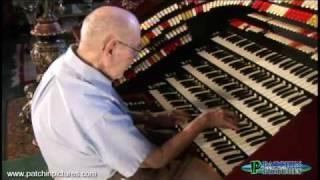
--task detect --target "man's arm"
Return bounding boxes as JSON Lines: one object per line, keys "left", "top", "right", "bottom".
{"left": 130, "top": 111, "right": 150, "bottom": 125}
{"left": 130, "top": 110, "right": 189, "bottom": 128}
{"left": 140, "top": 114, "right": 205, "bottom": 168}
{"left": 141, "top": 108, "right": 239, "bottom": 169}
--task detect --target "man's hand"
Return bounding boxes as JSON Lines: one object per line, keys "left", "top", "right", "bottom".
{"left": 198, "top": 107, "right": 239, "bottom": 131}
{"left": 147, "top": 110, "right": 191, "bottom": 128}
{"left": 141, "top": 107, "right": 239, "bottom": 169}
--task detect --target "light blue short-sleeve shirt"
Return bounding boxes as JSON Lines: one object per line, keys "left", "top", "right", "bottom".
{"left": 31, "top": 45, "right": 155, "bottom": 180}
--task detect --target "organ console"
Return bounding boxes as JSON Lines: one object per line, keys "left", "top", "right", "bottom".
{"left": 112, "top": 0, "right": 318, "bottom": 179}
{"left": 69, "top": 0, "right": 318, "bottom": 178}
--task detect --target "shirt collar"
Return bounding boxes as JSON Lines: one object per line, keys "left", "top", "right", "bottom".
{"left": 64, "top": 44, "right": 112, "bottom": 88}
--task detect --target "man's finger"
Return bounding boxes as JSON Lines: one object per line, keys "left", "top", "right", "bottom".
{"left": 224, "top": 110, "right": 238, "bottom": 120}
{"left": 223, "top": 118, "right": 239, "bottom": 131}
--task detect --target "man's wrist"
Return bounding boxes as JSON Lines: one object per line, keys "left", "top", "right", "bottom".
{"left": 185, "top": 116, "right": 207, "bottom": 134}
{"left": 143, "top": 111, "right": 153, "bottom": 123}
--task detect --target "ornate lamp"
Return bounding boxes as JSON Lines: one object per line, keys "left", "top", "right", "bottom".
{"left": 19, "top": 0, "right": 67, "bottom": 137}
{"left": 121, "top": 0, "right": 144, "bottom": 11}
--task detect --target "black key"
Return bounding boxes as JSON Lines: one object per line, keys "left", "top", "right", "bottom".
{"left": 196, "top": 92, "right": 215, "bottom": 99}
{"left": 214, "top": 52, "right": 230, "bottom": 59}
{"left": 246, "top": 44, "right": 261, "bottom": 53}
{"left": 244, "top": 97, "right": 259, "bottom": 105}
{"left": 261, "top": 109, "right": 278, "bottom": 117}
{"left": 279, "top": 59, "right": 293, "bottom": 68}
{"left": 244, "top": 44, "right": 256, "bottom": 51}
{"left": 206, "top": 100, "right": 223, "bottom": 107}
{"left": 251, "top": 73, "right": 269, "bottom": 81}
{"left": 189, "top": 87, "right": 205, "bottom": 93}
{"left": 158, "top": 86, "right": 174, "bottom": 93}
{"left": 312, "top": 78, "right": 317, "bottom": 84}
{"left": 207, "top": 47, "right": 219, "bottom": 54}
{"left": 215, "top": 142, "right": 232, "bottom": 150}
{"left": 262, "top": 79, "right": 278, "bottom": 87}
{"left": 231, "top": 89, "right": 249, "bottom": 97}
{"left": 236, "top": 90, "right": 252, "bottom": 98}
{"left": 211, "top": 141, "right": 228, "bottom": 147}
{"left": 239, "top": 129, "right": 260, "bottom": 137}
{"left": 254, "top": 104, "right": 270, "bottom": 112}
{"left": 257, "top": 49, "right": 273, "bottom": 58}
{"left": 280, "top": 89, "right": 298, "bottom": 98}
{"left": 238, "top": 125, "right": 254, "bottom": 133}
{"left": 214, "top": 144, "right": 233, "bottom": 151}
{"left": 175, "top": 74, "right": 191, "bottom": 81}
{"left": 256, "top": 75, "right": 271, "bottom": 83}
{"left": 272, "top": 117, "right": 290, "bottom": 125}
{"left": 229, "top": 61, "right": 247, "bottom": 68}
{"left": 276, "top": 87, "right": 295, "bottom": 96}
{"left": 197, "top": 66, "right": 214, "bottom": 73}
{"left": 215, "top": 77, "right": 233, "bottom": 85}
{"left": 246, "top": 134, "right": 267, "bottom": 143}
{"left": 282, "top": 61, "right": 297, "bottom": 70}
{"left": 238, "top": 124, "right": 251, "bottom": 131}
{"left": 217, "top": 148, "right": 236, "bottom": 154}
{"left": 204, "top": 133, "right": 221, "bottom": 141}
{"left": 294, "top": 66, "right": 310, "bottom": 76}
{"left": 223, "top": 153, "right": 244, "bottom": 161}
{"left": 228, "top": 36, "right": 244, "bottom": 43}
{"left": 271, "top": 56, "right": 288, "bottom": 65}
{"left": 247, "top": 100, "right": 263, "bottom": 107}
{"left": 248, "top": 72, "right": 264, "bottom": 79}
{"left": 227, "top": 156, "right": 246, "bottom": 164}
{"left": 288, "top": 94, "right": 305, "bottom": 103}
{"left": 234, "top": 64, "right": 250, "bottom": 70}
{"left": 164, "top": 93, "right": 180, "bottom": 100}
{"left": 220, "top": 32, "right": 233, "bottom": 38}
{"left": 237, "top": 40, "right": 251, "bottom": 47}
{"left": 223, "top": 83, "right": 239, "bottom": 90}
{"left": 238, "top": 93, "right": 253, "bottom": 100}
{"left": 290, "top": 64, "right": 305, "bottom": 73}
{"left": 268, "top": 115, "right": 286, "bottom": 122}
{"left": 265, "top": 53, "right": 281, "bottom": 61}
{"left": 292, "top": 96, "right": 310, "bottom": 106}
{"left": 206, "top": 72, "right": 221, "bottom": 78}
{"left": 171, "top": 101, "right": 188, "bottom": 106}
{"left": 197, "top": 94, "right": 216, "bottom": 101}
{"left": 265, "top": 81, "right": 282, "bottom": 89}
{"left": 307, "top": 73, "right": 318, "bottom": 82}
{"left": 221, "top": 57, "right": 239, "bottom": 63}
{"left": 250, "top": 138, "right": 268, "bottom": 146}
{"left": 299, "top": 68, "right": 314, "bottom": 78}
{"left": 272, "top": 85, "right": 287, "bottom": 93}
{"left": 240, "top": 67, "right": 257, "bottom": 75}
{"left": 181, "top": 81, "right": 198, "bottom": 88}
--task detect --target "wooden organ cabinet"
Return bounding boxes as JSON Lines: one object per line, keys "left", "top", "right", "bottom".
{"left": 76, "top": 0, "right": 318, "bottom": 179}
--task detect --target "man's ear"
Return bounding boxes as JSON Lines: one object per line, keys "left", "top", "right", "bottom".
{"left": 103, "top": 35, "right": 117, "bottom": 57}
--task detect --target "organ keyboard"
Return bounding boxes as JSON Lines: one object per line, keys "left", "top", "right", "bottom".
{"left": 116, "top": 0, "right": 318, "bottom": 178}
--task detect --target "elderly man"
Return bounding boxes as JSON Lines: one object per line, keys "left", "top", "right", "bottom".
{"left": 31, "top": 6, "right": 238, "bottom": 180}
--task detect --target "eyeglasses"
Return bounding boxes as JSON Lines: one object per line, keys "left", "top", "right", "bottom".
{"left": 117, "top": 40, "right": 140, "bottom": 54}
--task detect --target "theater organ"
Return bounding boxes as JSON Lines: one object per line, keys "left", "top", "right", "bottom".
{"left": 114, "top": 0, "right": 318, "bottom": 179}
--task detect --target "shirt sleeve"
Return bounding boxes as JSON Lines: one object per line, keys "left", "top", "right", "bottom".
{"left": 87, "top": 107, "right": 155, "bottom": 178}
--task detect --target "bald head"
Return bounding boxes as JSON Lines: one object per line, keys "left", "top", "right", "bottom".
{"left": 76, "top": 6, "right": 141, "bottom": 80}
{"left": 80, "top": 6, "right": 140, "bottom": 50}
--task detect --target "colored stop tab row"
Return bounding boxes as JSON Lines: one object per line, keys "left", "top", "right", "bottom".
{"left": 284, "top": 9, "right": 313, "bottom": 23}
{"left": 251, "top": 0, "right": 317, "bottom": 28}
